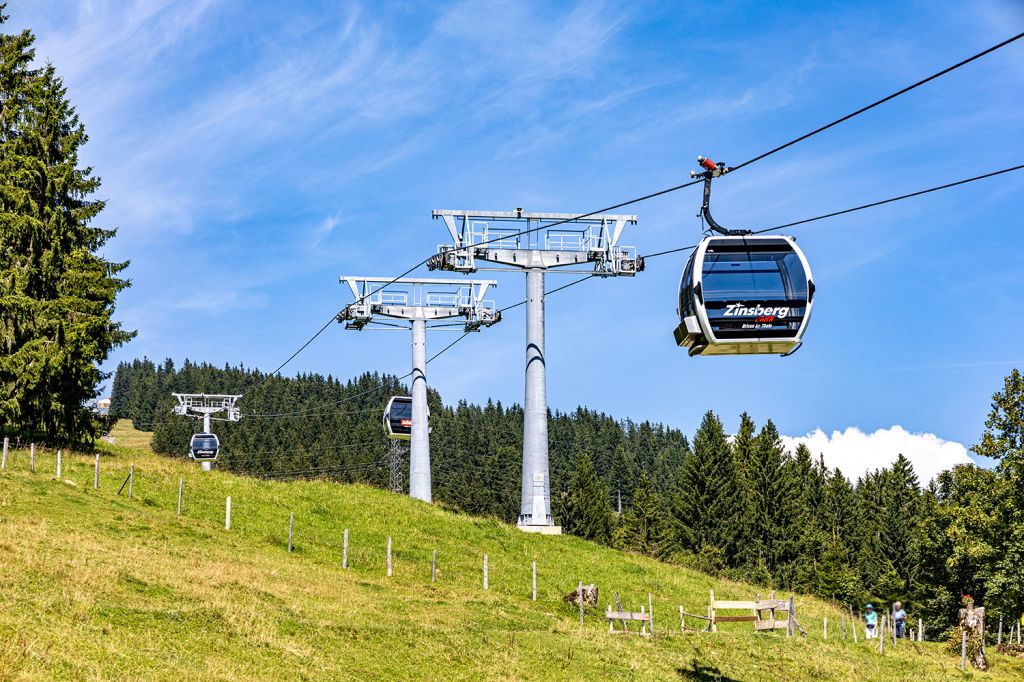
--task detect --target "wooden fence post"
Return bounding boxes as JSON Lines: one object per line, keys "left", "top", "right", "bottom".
{"left": 531, "top": 560, "right": 536, "bottom": 601}
{"left": 961, "top": 628, "right": 967, "bottom": 671}
{"left": 30, "top": 443, "right": 35, "bottom": 472}
{"left": 342, "top": 529, "right": 348, "bottom": 569}
{"left": 880, "top": 617, "right": 885, "bottom": 655}
{"left": 1, "top": 436, "right": 7, "bottom": 470}
{"left": 432, "top": 549, "right": 437, "bottom": 583}
{"left": 788, "top": 595, "right": 795, "bottom": 638}
{"left": 94, "top": 452, "right": 100, "bottom": 489}
{"left": 824, "top": 617, "right": 828, "bottom": 640}
{"left": 128, "top": 464, "right": 134, "bottom": 499}
{"left": 177, "top": 478, "right": 184, "bottom": 515}
{"left": 117, "top": 469, "right": 131, "bottom": 495}
{"left": 852, "top": 611, "right": 858, "bottom": 644}
{"left": 386, "top": 535, "right": 392, "bottom": 576}
{"left": 679, "top": 605, "right": 685, "bottom": 633}
{"left": 709, "top": 590, "right": 717, "bottom": 633}
{"left": 997, "top": 615, "right": 1002, "bottom": 645}
{"left": 649, "top": 593, "right": 654, "bottom": 635}
{"left": 483, "top": 554, "right": 488, "bottom": 590}
{"left": 225, "top": 496, "right": 231, "bottom": 530}
{"left": 579, "top": 580, "right": 584, "bottom": 625}
{"left": 918, "top": 618, "right": 923, "bottom": 642}
{"left": 56, "top": 449, "right": 62, "bottom": 479}
{"left": 288, "top": 513, "right": 294, "bottom": 552}
{"left": 615, "top": 592, "right": 626, "bottom": 632}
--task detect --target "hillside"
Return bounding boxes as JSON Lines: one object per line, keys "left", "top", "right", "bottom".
{"left": 0, "top": 422, "right": 1020, "bottom": 681}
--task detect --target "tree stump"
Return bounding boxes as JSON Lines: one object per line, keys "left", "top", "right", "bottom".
{"left": 956, "top": 606, "right": 987, "bottom": 671}
{"left": 564, "top": 583, "right": 598, "bottom": 607}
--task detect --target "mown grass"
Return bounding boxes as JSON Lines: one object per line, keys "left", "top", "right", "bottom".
{"left": 0, "top": 421, "right": 1020, "bottom": 680}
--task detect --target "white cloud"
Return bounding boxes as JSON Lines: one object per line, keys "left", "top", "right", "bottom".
{"left": 781, "top": 425, "right": 973, "bottom": 485}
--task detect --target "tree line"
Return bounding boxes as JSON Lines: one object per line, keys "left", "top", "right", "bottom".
{"left": 111, "top": 358, "right": 1024, "bottom": 640}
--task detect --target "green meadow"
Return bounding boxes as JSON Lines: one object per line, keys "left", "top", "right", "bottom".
{"left": 0, "top": 421, "right": 1019, "bottom": 681}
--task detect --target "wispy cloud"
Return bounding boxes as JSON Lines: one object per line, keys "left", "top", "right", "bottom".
{"left": 309, "top": 212, "right": 345, "bottom": 251}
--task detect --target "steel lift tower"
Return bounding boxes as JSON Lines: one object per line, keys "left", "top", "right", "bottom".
{"left": 171, "top": 393, "right": 242, "bottom": 470}
{"left": 428, "top": 209, "right": 643, "bottom": 532}
{"left": 337, "top": 276, "right": 501, "bottom": 503}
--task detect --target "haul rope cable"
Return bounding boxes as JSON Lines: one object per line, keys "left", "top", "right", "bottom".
{"left": 170, "top": 154, "right": 1022, "bottom": 470}
{"left": 216, "top": 439, "right": 384, "bottom": 464}
{"left": 240, "top": 275, "right": 599, "bottom": 419}
{"left": 639, "top": 163, "right": 1024, "bottom": 260}
{"left": 159, "top": 149, "right": 1023, "bottom": 449}
{"left": 254, "top": 434, "right": 538, "bottom": 482}
{"left": 246, "top": 32, "right": 1024, "bottom": 388}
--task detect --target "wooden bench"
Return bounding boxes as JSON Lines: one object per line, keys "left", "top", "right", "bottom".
{"left": 606, "top": 606, "right": 651, "bottom": 635}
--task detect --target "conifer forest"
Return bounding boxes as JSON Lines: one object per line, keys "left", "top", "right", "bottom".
{"left": 108, "top": 358, "right": 1024, "bottom": 641}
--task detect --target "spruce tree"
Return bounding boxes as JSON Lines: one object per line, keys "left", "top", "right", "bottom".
{"left": 731, "top": 412, "right": 757, "bottom": 565}
{"left": 562, "top": 452, "right": 614, "bottom": 544}
{"left": 882, "top": 454, "right": 920, "bottom": 593}
{"left": 0, "top": 10, "right": 133, "bottom": 444}
{"left": 608, "top": 443, "right": 637, "bottom": 511}
{"left": 671, "top": 410, "right": 741, "bottom": 567}
{"left": 788, "top": 443, "right": 827, "bottom": 590}
{"left": 748, "top": 420, "right": 795, "bottom": 576}
{"left": 616, "top": 469, "right": 668, "bottom": 557}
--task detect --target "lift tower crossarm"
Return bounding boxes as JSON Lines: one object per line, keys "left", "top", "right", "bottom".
{"left": 429, "top": 209, "right": 642, "bottom": 277}
{"left": 336, "top": 275, "right": 502, "bottom": 503}
{"left": 171, "top": 394, "right": 242, "bottom": 421}
{"left": 338, "top": 276, "right": 499, "bottom": 331}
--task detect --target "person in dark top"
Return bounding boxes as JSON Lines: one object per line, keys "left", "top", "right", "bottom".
{"left": 893, "top": 601, "right": 907, "bottom": 639}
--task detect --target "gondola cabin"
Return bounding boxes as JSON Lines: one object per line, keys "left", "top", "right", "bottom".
{"left": 189, "top": 433, "right": 220, "bottom": 461}
{"left": 675, "top": 235, "right": 814, "bottom": 356}
{"left": 383, "top": 396, "right": 414, "bottom": 440}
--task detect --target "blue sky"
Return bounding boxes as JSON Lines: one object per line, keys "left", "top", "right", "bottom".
{"left": 14, "top": 1, "right": 1024, "bottom": 481}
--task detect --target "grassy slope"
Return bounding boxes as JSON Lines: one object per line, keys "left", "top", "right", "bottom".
{"left": 0, "top": 422, "right": 1019, "bottom": 681}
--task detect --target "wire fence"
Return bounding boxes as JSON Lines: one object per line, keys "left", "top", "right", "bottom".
{"left": 0, "top": 438, "right": 966, "bottom": 664}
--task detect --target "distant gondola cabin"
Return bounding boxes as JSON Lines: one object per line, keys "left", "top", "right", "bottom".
{"left": 189, "top": 433, "right": 220, "bottom": 461}
{"left": 383, "top": 396, "right": 414, "bottom": 440}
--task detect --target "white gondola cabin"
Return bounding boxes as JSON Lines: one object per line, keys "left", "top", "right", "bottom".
{"left": 383, "top": 396, "right": 414, "bottom": 440}
{"left": 189, "top": 433, "right": 220, "bottom": 461}
{"left": 675, "top": 235, "right": 814, "bottom": 356}
{"left": 674, "top": 155, "right": 816, "bottom": 357}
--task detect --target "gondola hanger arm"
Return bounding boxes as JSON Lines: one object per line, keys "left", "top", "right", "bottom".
{"left": 690, "top": 155, "right": 752, "bottom": 236}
